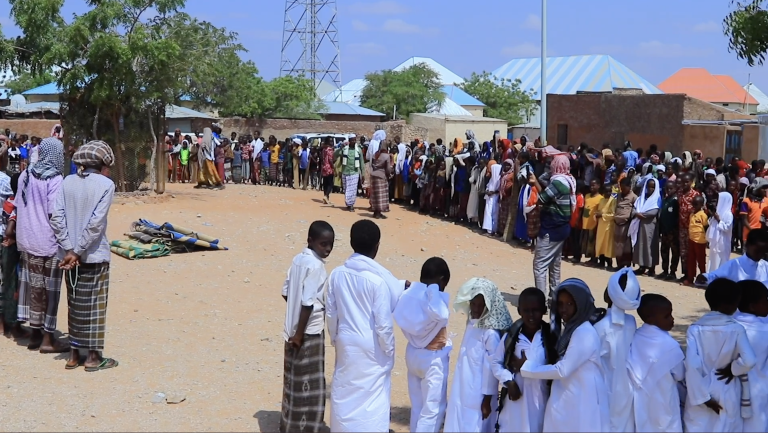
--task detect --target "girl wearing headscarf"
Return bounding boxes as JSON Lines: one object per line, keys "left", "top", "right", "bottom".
{"left": 467, "top": 157, "right": 486, "bottom": 224}
{"left": 444, "top": 278, "right": 513, "bottom": 433}
{"left": 401, "top": 146, "right": 412, "bottom": 200}
{"left": 482, "top": 162, "right": 502, "bottom": 235}
{"left": 394, "top": 139, "right": 407, "bottom": 201}
{"left": 196, "top": 128, "right": 223, "bottom": 189}
{"left": 515, "top": 151, "right": 535, "bottom": 244}
{"left": 516, "top": 278, "right": 609, "bottom": 432}
{"left": 706, "top": 191, "right": 734, "bottom": 272}
{"left": 497, "top": 159, "right": 516, "bottom": 237}
{"left": 630, "top": 177, "right": 661, "bottom": 276}
{"left": 499, "top": 139, "right": 513, "bottom": 163}
{"left": 682, "top": 151, "right": 693, "bottom": 172}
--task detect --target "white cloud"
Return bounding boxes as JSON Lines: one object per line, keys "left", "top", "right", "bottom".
{"left": 382, "top": 19, "right": 438, "bottom": 35}
{"left": 348, "top": 1, "right": 409, "bottom": 15}
{"left": 522, "top": 14, "right": 541, "bottom": 31}
{"left": 347, "top": 42, "right": 386, "bottom": 56}
{"left": 692, "top": 21, "right": 719, "bottom": 33}
{"left": 501, "top": 43, "right": 543, "bottom": 58}
{"left": 637, "top": 40, "right": 709, "bottom": 58}
{"left": 352, "top": 20, "right": 369, "bottom": 31}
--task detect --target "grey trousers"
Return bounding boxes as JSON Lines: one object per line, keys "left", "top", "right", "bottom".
{"left": 533, "top": 234, "right": 565, "bottom": 298}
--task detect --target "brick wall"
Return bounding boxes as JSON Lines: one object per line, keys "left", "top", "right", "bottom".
{"left": 0, "top": 119, "right": 62, "bottom": 139}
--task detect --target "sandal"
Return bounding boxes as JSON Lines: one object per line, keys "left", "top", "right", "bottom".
{"left": 85, "top": 358, "right": 119, "bottom": 372}
{"left": 65, "top": 361, "right": 80, "bottom": 370}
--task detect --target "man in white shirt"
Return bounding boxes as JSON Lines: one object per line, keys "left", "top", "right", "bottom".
{"left": 326, "top": 219, "right": 396, "bottom": 432}
{"left": 252, "top": 131, "right": 264, "bottom": 184}
{"left": 393, "top": 257, "right": 451, "bottom": 433}
{"left": 696, "top": 228, "right": 768, "bottom": 286}
{"left": 280, "top": 221, "right": 335, "bottom": 433}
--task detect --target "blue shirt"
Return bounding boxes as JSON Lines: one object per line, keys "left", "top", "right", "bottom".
{"left": 623, "top": 150, "right": 638, "bottom": 171}
{"left": 261, "top": 150, "right": 270, "bottom": 166}
{"left": 299, "top": 149, "right": 309, "bottom": 169}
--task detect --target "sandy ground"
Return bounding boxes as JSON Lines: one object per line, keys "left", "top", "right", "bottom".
{"left": 0, "top": 182, "right": 711, "bottom": 432}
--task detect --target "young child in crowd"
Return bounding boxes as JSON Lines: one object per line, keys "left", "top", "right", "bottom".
{"left": 565, "top": 184, "right": 585, "bottom": 263}
{"left": 657, "top": 181, "right": 680, "bottom": 281}
{"left": 686, "top": 196, "right": 709, "bottom": 286}
{"left": 580, "top": 179, "right": 602, "bottom": 267}
{"left": 594, "top": 184, "right": 616, "bottom": 270}
{"left": 593, "top": 267, "right": 640, "bottom": 432}
{"left": 733, "top": 280, "right": 768, "bottom": 433}
{"left": 444, "top": 277, "right": 512, "bottom": 433}
{"left": 393, "top": 257, "right": 452, "bottom": 433}
{"left": 628, "top": 293, "right": 685, "bottom": 432}
{"left": 280, "top": 220, "right": 335, "bottom": 433}
{"left": 683, "top": 278, "right": 757, "bottom": 432}
{"left": 260, "top": 145, "right": 271, "bottom": 186}
{"left": 490, "top": 287, "right": 556, "bottom": 433}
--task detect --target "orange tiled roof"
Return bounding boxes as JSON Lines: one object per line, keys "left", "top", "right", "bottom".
{"left": 658, "top": 68, "right": 758, "bottom": 105}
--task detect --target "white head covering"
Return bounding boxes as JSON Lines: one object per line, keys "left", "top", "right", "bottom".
{"left": 486, "top": 163, "right": 502, "bottom": 193}
{"left": 453, "top": 278, "right": 513, "bottom": 330}
{"left": 607, "top": 267, "right": 641, "bottom": 326}
{"left": 705, "top": 168, "right": 717, "bottom": 177}
{"left": 292, "top": 138, "right": 302, "bottom": 146}
{"left": 629, "top": 177, "right": 660, "bottom": 246}
{"left": 396, "top": 142, "right": 407, "bottom": 174}
{"left": 682, "top": 151, "right": 693, "bottom": 169}
{"left": 368, "top": 130, "right": 386, "bottom": 159}
{"left": 706, "top": 191, "right": 734, "bottom": 254}
{"left": 655, "top": 164, "right": 666, "bottom": 172}
{"left": 740, "top": 177, "right": 750, "bottom": 186}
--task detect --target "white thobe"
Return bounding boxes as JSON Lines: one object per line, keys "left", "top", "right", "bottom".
{"left": 393, "top": 283, "right": 452, "bottom": 433}
{"left": 683, "top": 316, "right": 757, "bottom": 433}
{"left": 444, "top": 320, "right": 501, "bottom": 433}
{"left": 489, "top": 332, "right": 549, "bottom": 433}
{"left": 733, "top": 312, "right": 768, "bottom": 433}
{"left": 593, "top": 310, "right": 637, "bottom": 433}
{"left": 482, "top": 195, "right": 499, "bottom": 233}
{"left": 520, "top": 322, "right": 609, "bottom": 432}
{"left": 326, "top": 264, "right": 395, "bottom": 432}
{"left": 343, "top": 253, "right": 406, "bottom": 312}
{"left": 702, "top": 255, "right": 768, "bottom": 286}
{"left": 628, "top": 324, "right": 685, "bottom": 433}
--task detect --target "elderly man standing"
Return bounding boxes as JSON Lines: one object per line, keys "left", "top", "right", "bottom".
{"left": 334, "top": 136, "right": 365, "bottom": 212}
{"left": 51, "top": 140, "right": 118, "bottom": 371}
{"left": 16, "top": 136, "right": 69, "bottom": 353}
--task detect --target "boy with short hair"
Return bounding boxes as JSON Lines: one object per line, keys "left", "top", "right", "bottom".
{"left": 393, "top": 257, "right": 452, "bottom": 433}
{"left": 628, "top": 294, "right": 685, "bottom": 432}
{"left": 733, "top": 280, "right": 768, "bottom": 433}
{"left": 683, "top": 278, "right": 757, "bottom": 432}
{"left": 686, "top": 195, "right": 708, "bottom": 286}
{"left": 280, "top": 220, "right": 335, "bottom": 433}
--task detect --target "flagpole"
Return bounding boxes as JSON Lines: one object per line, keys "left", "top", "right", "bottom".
{"left": 540, "top": 0, "right": 547, "bottom": 145}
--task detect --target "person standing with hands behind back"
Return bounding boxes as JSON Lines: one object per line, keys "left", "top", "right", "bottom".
{"left": 50, "top": 140, "right": 117, "bottom": 371}
{"left": 278, "top": 220, "right": 334, "bottom": 433}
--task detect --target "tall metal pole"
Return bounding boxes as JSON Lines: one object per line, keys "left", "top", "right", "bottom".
{"left": 540, "top": 0, "right": 547, "bottom": 145}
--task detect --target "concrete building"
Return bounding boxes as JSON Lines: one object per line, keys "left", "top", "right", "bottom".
{"left": 409, "top": 113, "right": 507, "bottom": 143}
{"left": 745, "top": 83, "right": 768, "bottom": 113}
{"left": 659, "top": 68, "right": 759, "bottom": 114}
{"left": 545, "top": 93, "right": 760, "bottom": 161}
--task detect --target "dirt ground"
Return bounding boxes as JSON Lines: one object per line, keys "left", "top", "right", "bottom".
{"left": 0, "top": 182, "right": 712, "bottom": 432}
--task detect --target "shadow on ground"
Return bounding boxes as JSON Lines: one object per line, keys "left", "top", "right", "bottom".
{"left": 390, "top": 406, "right": 411, "bottom": 427}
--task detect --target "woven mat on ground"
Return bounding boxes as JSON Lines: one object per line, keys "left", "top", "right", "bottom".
{"left": 110, "top": 239, "right": 171, "bottom": 260}
{"left": 109, "top": 219, "right": 229, "bottom": 260}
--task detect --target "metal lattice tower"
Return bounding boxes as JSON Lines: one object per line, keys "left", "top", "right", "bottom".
{"left": 280, "top": 0, "right": 341, "bottom": 92}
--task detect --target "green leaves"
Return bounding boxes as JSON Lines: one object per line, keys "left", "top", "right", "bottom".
{"left": 4, "top": 69, "right": 56, "bottom": 95}
{"left": 458, "top": 72, "right": 537, "bottom": 126}
{"left": 724, "top": 0, "right": 768, "bottom": 66}
{"left": 360, "top": 63, "right": 445, "bottom": 121}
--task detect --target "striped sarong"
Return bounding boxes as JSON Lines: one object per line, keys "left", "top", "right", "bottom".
{"left": 370, "top": 176, "right": 390, "bottom": 212}
{"left": 343, "top": 174, "right": 359, "bottom": 207}
{"left": 1, "top": 243, "right": 20, "bottom": 325}
{"left": 280, "top": 333, "right": 326, "bottom": 433}
{"left": 18, "top": 253, "right": 63, "bottom": 333}
{"left": 66, "top": 263, "right": 110, "bottom": 350}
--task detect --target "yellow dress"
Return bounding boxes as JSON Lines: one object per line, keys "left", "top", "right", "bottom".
{"left": 595, "top": 195, "right": 616, "bottom": 258}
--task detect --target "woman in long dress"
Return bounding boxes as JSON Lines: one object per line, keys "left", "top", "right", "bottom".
{"left": 516, "top": 278, "right": 610, "bottom": 432}
{"left": 706, "top": 191, "right": 734, "bottom": 272}
{"left": 482, "top": 162, "right": 501, "bottom": 235}
{"left": 195, "top": 128, "right": 223, "bottom": 190}
{"left": 497, "top": 159, "right": 515, "bottom": 237}
{"left": 370, "top": 146, "right": 392, "bottom": 219}
{"left": 444, "top": 278, "right": 512, "bottom": 433}
{"left": 515, "top": 152, "right": 535, "bottom": 243}
{"left": 467, "top": 158, "right": 485, "bottom": 224}
{"left": 630, "top": 177, "right": 661, "bottom": 276}
{"left": 595, "top": 187, "right": 616, "bottom": 268}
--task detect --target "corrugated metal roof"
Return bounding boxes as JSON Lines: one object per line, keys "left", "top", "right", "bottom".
{"left": 658, "top": 68, "right": 758, "bottom": 105}
{"left": 745, "top": 84, "right": 768, "bottom": 112}
{"left": 442, "top": 85, "right": 484, "bottom": 106}
{"left": 319, "top": 101, "right": 384, "bottom": 116}
{"left": 22, "top": 82, "right": 60, "bottom": 95}
{"left": 165, "top": 104, "right": 216, "bottom": 119}
{"left": 0, "top": 101, "right": 60, "bottom": 114}
{"left": 393, "top": 57, "right": 464, "bottom": 85}
{"left": 322, "top": 81, "right": 481, "bottom": 115}
{"left": 492, "top": 54, "right": 662, "bottom": 99}
{"left": 322, "top": 78, "right": 367, "bottom": 104}
{"left": 428, "top": 98, "right": 473, "bottom": 116}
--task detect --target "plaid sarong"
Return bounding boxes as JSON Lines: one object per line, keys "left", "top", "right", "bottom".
{"left": 66, "top": 262, "right": 110, "bottom": 350}
{"left": 343, "top": 174, "right": 359, "bottom": 207}
{"left": 1, "top": 243, "right": 20, "bottom": 325}
{"left": 18, "top": 253, "right": 62, "bottom": 332}
{"left": 370, "top": 176, "right": 389, "bottom": 212}
{"left": 280, "top": 333, "right": 326, "bottom": 433}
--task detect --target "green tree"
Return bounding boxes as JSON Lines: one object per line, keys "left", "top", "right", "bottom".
{"left": 459, "top": 72, "right": 537, "bottom": 125}
{"left": 360, "top": 63, "right": 445, "bottom": 120}
{"left": 724, "top": 0, "right": 768, "bottom": 66}
{"left": 4, "top": 69, "right": 56, "bottom": 95}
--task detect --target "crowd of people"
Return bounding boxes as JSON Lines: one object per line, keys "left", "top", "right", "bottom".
{"left": 282, "top": 217, "right": 768, "bottom": 433}
{"left": 0, "top": 135, "right": 118, "bottom": 372}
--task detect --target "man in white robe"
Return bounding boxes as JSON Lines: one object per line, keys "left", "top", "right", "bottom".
{"left": 393, "top": 258, "right": 451, "bottom": 433}
{"left": 697, "top": 227, "right": 768, "bottom": 286}
{"left": 593, "top": 268, "right": 640, "bottom": 433}
{"left": 326, "top": 220, "right": 395, "bottom": 432}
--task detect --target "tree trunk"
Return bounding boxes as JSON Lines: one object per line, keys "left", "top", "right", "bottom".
{"left": 92, "top": 106, "right": 100, "bottom": 140}
{"left": 148, "top": 108, "right": 157, "bottom": 193}
{"left": 111, "top": 110, "right": 127, "bottom": 192}
{"left": 155, "top": 107, "right": 166, "bottom": 195}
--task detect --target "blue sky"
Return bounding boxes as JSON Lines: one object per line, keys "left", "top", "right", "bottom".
{"left": 1, "top": 0, "right": 766, "bottom": 91}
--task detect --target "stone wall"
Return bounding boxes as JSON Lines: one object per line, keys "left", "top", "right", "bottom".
{"left": 0, "top": 119, "right": 61, "bottom": 139}
{"left": 682, "top": 96, "right": 754, "bottom": 121}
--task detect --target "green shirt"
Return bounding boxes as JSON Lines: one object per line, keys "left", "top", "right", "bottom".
{"left": 180, "top": 148, "right": 190, "bottom": 165}
{"left": 335, "top": 145, "right": 364, "bottom": 176}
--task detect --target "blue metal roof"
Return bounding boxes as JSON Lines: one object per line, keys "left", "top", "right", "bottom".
{"left": 442, "top": 85, "right": 485, "bottom": 106}
{"left": 22, "top": 82, "right": 60, "bottom": 95}
{"left": 320, "top": 101, "right": 384, "bottom": 117}
{"left": 492, "top": 54, "right": 662, "bottom": 99}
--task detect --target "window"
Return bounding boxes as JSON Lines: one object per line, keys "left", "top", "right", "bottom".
{"left": 557, "top": 124, "right": 568, "bottom": 146}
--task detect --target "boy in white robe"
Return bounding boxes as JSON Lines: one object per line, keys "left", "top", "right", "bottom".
{"left": 697, "top": 228, "right": 768, "bottom": 286}
{"left": 593, "top": 267, "right": 640, "bottom": 433}
{"left": 490, "top": 288, "right": 556, "bottom": 433}
{"left": 628, "top": 294, "right": 685, "bottom": 433}
{"left": 684, "top": 278, "right": 757, "bottom": 433}
{"left": 733, "top": 280, "right": 768, "bottom": 433}
{"left": 393, "top": 257, "right": 452, "bottom": 433}
{"left": 444, "top": 278, "right": 512, "bottom": 433}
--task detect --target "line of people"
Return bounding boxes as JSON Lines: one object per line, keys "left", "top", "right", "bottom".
{"left": 281, "top": 218, "right": 768, "bottom": 433}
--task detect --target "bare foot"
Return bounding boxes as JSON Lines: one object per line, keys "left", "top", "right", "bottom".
{"left": 39, "top": 338, "right": 70, "bottom": 354}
